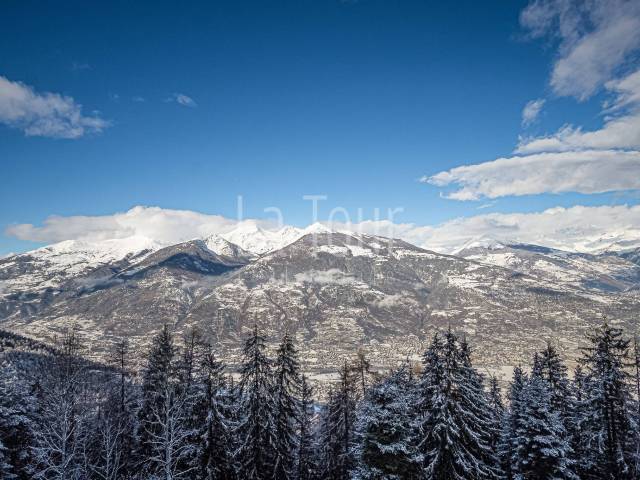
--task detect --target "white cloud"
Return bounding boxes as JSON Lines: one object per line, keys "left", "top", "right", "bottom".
{"left": 0, "top": 75, "right": 109, "bottom": 139}
{"left": 417, "top": 204, "right": 640, "bottom": 254}
{"left": 522, "top": 98, "right": 545, "bottom": 127}
{"left": 5, "top": 204, "right": 640, "bottom": 256}
{"left": 517, "top": 68, "right": 640, "bottom": 153}
{"left": 426, "top": 67, "right": 640, "bottom": 200}
{"left": 165, "top": 93, "right": 197, "bottom": 107}
{"left": 422, "top": 150, "right": 640, "bottom": 200}
{"left": 4, "top": 206, "right": 241, "bottom": 244}
{"left": 521, "top": 0, "right": 640, "bottom": 100}
{"left": 338, "top": 205, "right": 640, "bottom": 254}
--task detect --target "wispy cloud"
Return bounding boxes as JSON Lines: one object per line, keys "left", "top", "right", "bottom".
{"left": 132, "top": 96, "right": 145, "bottom": 103}
{"left": 422, "top": 150, "right": 640, "bottom": 200}
{"left": 424, "top": 1, "right": 640, "bottom": 202}
{"left": 521, "top": 98, "right": 545, "bottom": 127}
{"left": 521, "top": 0, "right": 640, "bottom": 100}
{"left": 0, "top": 75, "right": 109, "bottom": 139}
{"left": 517, "top": 68, "right": 640, "bottom": 153}
{"left": 71, "top": 61, "right": 91, "bottom": 71}
{"left": 165, "top": 93, "right": 197, "bottom": 107}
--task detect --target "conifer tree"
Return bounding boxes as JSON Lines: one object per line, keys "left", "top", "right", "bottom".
{"left": 194, "top": 341, "right": 236, "bottom": 479}
{"left": 0, "top": 359, "right": 37, "bottom": 479}
{"left": 137, "top": 325, "right": 194, "bottom": 479}
{"left": 0, "top": 440, "right": 14, "bottom": 479}
{"left": 488, "top": 376, "right": 505, "bottom": 470}
{"left": 297, "top": 375, "right": 316, "bottom": 480}
{"left": 537, "top": 343, "right": 574, "bottom": 423}
{"left": 575, "top": 321, "right": 635, "bottom": 478}
{"left": 93, "top": 337, "right": 137, "bottom": 480}
{"left": 512, "top": 374, "right": 578, "bottom": 479}
{"left": 272, "top": 331, "right": 302, "bottom": 480}
{"left": 416, "top": 330, "right": 499, "bottom": 480}
{"left": 31, "top": 326, "right": 88, "bottom": 480}
{"left": 458, "top": 337, "right": 502, "bottom": 478}
{"left": 352, "top": 364, "right": 421, "bottom": 480}
{"left": 236, "top": 325, "right": 277, "bottom": 480}
{"left": 632, "top": 337, "right": 640, "bottom": 478}
{"left": 319, "top": 362, "right": 357, "bottom": 480}
{"left": 499, "top": 366, "right": 527, "bottom": 480}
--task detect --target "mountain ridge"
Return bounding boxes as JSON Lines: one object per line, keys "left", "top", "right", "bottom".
{"left": 1, "top": 227, "right": 640, "bottom": 382}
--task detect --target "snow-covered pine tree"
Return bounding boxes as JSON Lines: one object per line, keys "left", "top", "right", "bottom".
{"left": 174, "top": 329, "right": 204, "bottom": 474}
{"left": 236, "top": 324, "right": 277, "bottom": 480}
{"left": 319, "top": 361, "right": 357, "bottom": 480}
{"left": 0, "top": 439, "right": 14, "bottom": 479}
{"left": 272, "top": 331, "right": 302, "bottom": 480}
{"left": 297, "top": 375, "right": 316, "bottom": 480}
{"left": 352, "top": 349, "right": 372, "bottom": 399}
{"left": 351, "top": 364, "right": 421, "bottom": 480}
{"left": 489, "top": 376, "right": 504, "bottom": 414}
{"left": 459, "top": 337, "right": 502, "bottom": 478}
{"left": 536, "top": 343, "right": 574, "bottom": 424}
{"left": 31, "top": 326, "right": 88, "bottom": 480}
{"left": 499, "top": 366, "right": 527, "bottom": 480}
{"left": 0, "top": 359, "right": 37, "bottom": 479}
{"left": 416, "top": 330, "right": 499, "bottom": 480}
{"left": 137, "top": 325, "right": 194, "bottom": 479}
{"left": 632, "top": 336, "right": 640, "bottom": 478}
{"left": 91, "top": 337, "right": 137, "bottom": 480}
{"left": 488, "top": 375, "right": 505, "bottom": 469}
{"left": 193, "top": 340, "right": 237, "bottom": 479}
{"left": 575, "top": 321, "right": 636, "bottom": 478}
{"left": 512, "top": 374, "right": 578, "bottom": 479}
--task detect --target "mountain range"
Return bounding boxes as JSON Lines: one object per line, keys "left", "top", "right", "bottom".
{"left": 1, "top": 223, "right": 639, "bottom": 384}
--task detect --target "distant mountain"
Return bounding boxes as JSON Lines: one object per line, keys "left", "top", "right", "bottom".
{"left": 204, "top": 234, "right": 255, "bottom": 261}
{"left": 2, "top": 228, "right": 640, "bottom": 383}
{"left": 456, "top": 241, "right": 640, "bottom": 293}
{"left": 219, "top": 222, "right": 304, "bottom": 255}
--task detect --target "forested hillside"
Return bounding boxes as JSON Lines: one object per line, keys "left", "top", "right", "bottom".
{"left": 1, "top": 321, "right": 639, "bottom": 479}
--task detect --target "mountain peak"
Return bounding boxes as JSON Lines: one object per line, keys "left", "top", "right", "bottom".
{"left": 302, "top": 222, "right": 333, "bottom": 235}
{"left": 452, "top": 236, "right": 507, "bottom": 255}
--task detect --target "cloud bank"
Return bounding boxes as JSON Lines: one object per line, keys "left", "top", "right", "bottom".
{"left": 6, "top": 205, "right": 640, "bottom": 255}
{"left": 5, "top": 206, "right": 239, "bottom": 245}
{"left": 0, "top": 76, "right": 109, "bottom": 139}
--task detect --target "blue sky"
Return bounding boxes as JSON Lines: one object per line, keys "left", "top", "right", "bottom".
{"left": 2, "top": 0, "right": 640, "bottom": 255}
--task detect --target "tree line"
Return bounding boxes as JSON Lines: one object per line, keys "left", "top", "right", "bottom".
{"left": 1, "top": 320, "right": 640, "bottom": 479}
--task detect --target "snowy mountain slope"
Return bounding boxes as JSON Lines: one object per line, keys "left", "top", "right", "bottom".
{"left": 219, "top": 222, "right": 304, "bottom": 255}
{"left": 204, "top": 234, "right": 256, "bottom": 261}
{"left": 0, "top": 236, "right": 163, "bottom": 294}
{"left": 2, "top": 230, "right": 639, "bottom": 379}
{"left": 456, "top": 242, "right": 640, "bottom": 293}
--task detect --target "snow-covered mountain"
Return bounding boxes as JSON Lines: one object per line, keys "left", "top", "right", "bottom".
{"left": 219, "top": 222, "right": 304, "bottom": 255}
{"left": 218, "top": 221, "right": 333, "bottom": 255}
{"left": 456, "top": 241, "right": 640, "bottom": 293}
{"left": 1, "top": 227, "right": 639, "bottom": 380}
{"left": 204, "top": 234, "right": 255, "bottom": 261}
